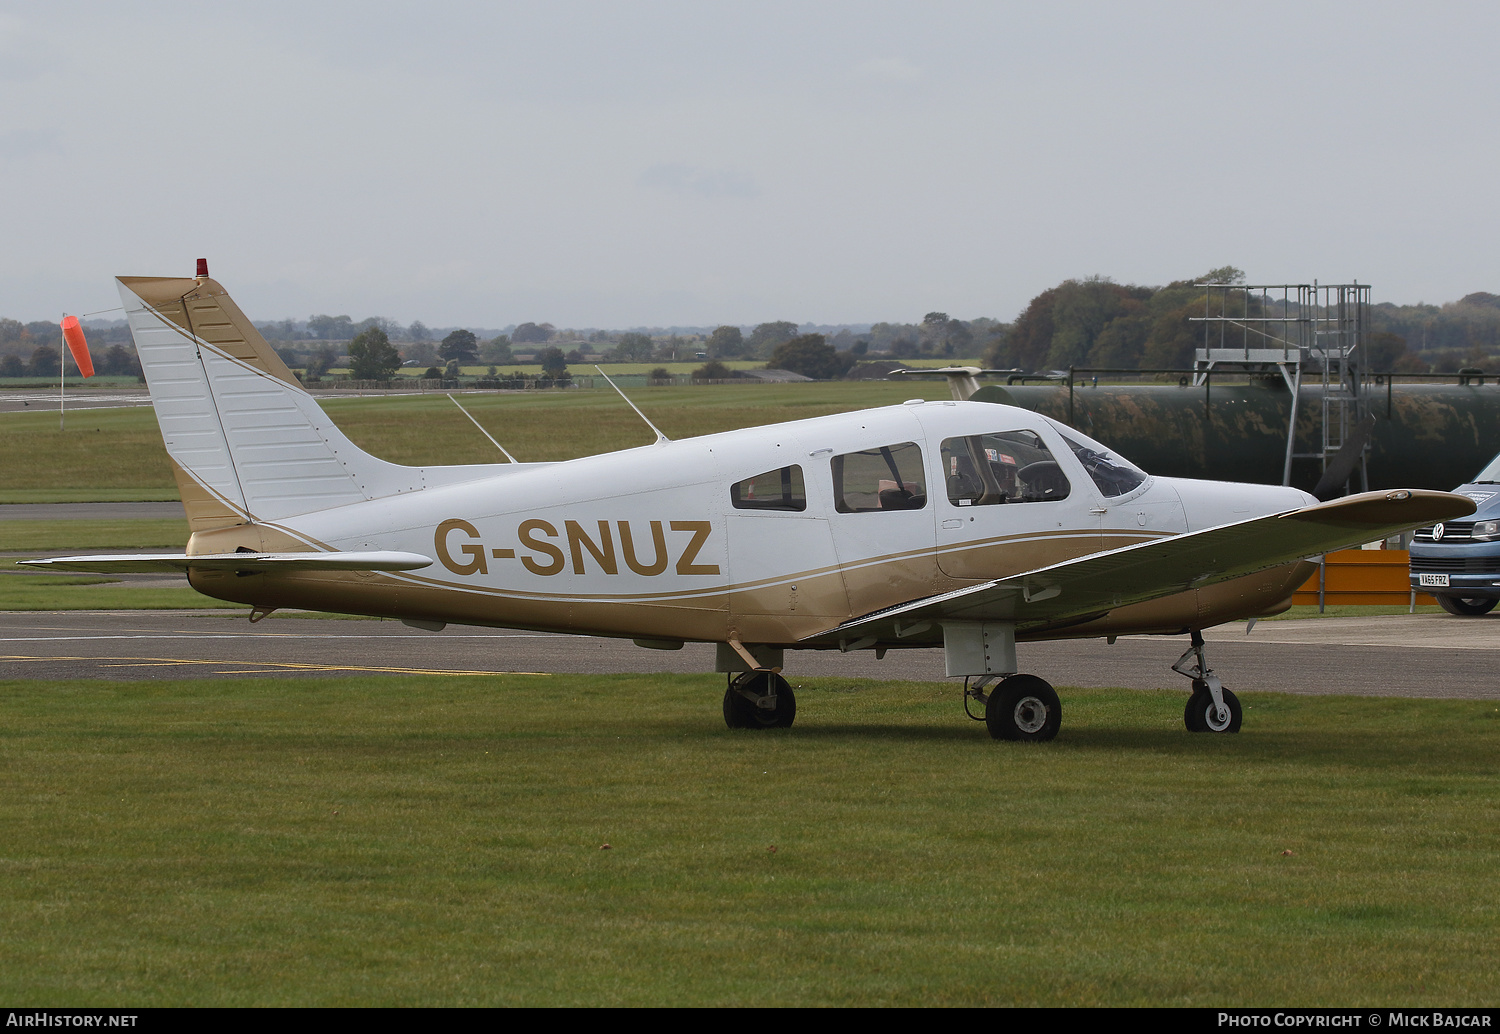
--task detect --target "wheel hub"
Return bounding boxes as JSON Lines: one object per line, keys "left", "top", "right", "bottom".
{"left": 1013, "top": 696, "right": 1048, "bottom": 734}
{"left": 1205, "top": 702, "right": 1231, "bottom": 731}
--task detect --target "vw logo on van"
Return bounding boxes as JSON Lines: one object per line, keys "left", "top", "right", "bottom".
{"left": 1433, "top": 523, "right": 1446, "bottom": 541}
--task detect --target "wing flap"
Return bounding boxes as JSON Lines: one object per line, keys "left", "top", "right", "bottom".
{"left": 812, "top": 489, "right": 1473, "bottom": 641}
{"left": 20, "top": 551, "right": 433, "bottom": 574}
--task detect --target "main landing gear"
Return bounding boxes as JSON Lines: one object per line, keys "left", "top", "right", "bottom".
{"left": 963, "top": 673, "right": 1062, "bottom": 741}
{"left": 1172, "top": 630, "right": 1242, "bottom": 733}
{"left": 722, "top": 670, "right": 797, "bottom": 729}
{"left": 716, "top": 629, "right": 1239, "bottom": 738}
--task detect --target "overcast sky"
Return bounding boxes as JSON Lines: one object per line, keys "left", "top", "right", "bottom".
{"left": 3, "top": 1, "right": 1497, "bottom": 329}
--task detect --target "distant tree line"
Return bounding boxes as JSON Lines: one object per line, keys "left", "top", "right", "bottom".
{"left": 243, "top": 308, "right": 1012, "bottom": 380}
{"left": 10, "top": 270, "right": 1500, "bottom": 385}
{"left": 1370, "top": 292, "right": 1500, "bottom": 372}
{"left": 978, "top": 267, "right": 1499, "bottom": 375}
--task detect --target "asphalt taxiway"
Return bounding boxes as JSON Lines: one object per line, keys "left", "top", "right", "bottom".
{"left": 2, "top": 609, "right": 1496, "bottom": 699}
{"left": 0, "top": 390, "right": 154, "bottom": 413}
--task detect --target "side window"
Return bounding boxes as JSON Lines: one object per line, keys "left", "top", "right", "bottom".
{"left": 940, "top": 431, "right": 1070, "bottom": 505}
{"left": 832, "top": 442, "right": 927, "bottom": 513}
{"left": 730, "top": 465, "right": 807, "bottom": 512}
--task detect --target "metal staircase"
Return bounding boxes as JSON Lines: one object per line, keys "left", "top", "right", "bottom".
{"left": 1193, "top": 282, "right": 1370, "bottom": 492}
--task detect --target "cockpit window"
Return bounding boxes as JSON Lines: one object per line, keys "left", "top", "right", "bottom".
{"left": 832, "top": 442, "right": 927, "bottom": 512}
{"left": 731, "top": 465, "right": 807, "bottom": 512}
{"left": 940, "top": 431, "right": 1070, "bottom": 505}
{"left": 1053, "top": 427, "right": 1149, "bottom": 498}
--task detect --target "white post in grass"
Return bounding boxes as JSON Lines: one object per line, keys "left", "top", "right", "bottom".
{"left": 59, "top": 322, "right": 66, "bottom": 431}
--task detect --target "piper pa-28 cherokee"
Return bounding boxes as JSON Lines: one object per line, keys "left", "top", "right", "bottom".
{"left": 28, "top": 267, "right": 1475, "bottom": 741}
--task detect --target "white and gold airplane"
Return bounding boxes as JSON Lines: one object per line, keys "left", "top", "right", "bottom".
{"left": 27, "top": 269, "right": 1476, "bottom": 740}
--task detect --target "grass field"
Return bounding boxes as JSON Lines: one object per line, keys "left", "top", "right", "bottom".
{"left": 0, "top": 488, "right": 182, "bottom": 504}
{"left": 0, "top": 567, "right": 220, "bottom": 610}
{"left": 322, "top": 381, "right": 941, "bottom": 464}
{"left": 0, "top": 381, "right": 946, "bottom": 494}
{"left": 0, "top": 404, "right": 178, "bottom": 500}
{"left": 0, "top": 519, "right": 187, "bottom": 552}
{"left": 2, "top": 674, "right": 1496, "bottom": 1006}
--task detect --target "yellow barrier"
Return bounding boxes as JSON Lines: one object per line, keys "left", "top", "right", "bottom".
{"left": 1291, "top": 549, "right": 1435, "bottom": 607}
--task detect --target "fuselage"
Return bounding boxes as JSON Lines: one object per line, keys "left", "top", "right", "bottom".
{"left": 182, "top": 400, "right": 1317, "bottom": 647}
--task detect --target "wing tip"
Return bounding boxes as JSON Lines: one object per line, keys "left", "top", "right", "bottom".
{"left": 1284, "top": 489, "right": 1476, "bottom": 526}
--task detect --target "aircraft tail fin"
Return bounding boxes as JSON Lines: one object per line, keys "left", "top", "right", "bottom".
{"left": 118, "top": 273, "right": 440, "bottom": 533}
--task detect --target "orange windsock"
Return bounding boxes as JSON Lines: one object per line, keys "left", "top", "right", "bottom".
{"left": 60, "top": 316, "right": 94, "bottom": 377}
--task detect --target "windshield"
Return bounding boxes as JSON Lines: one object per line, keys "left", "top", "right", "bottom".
{"left": 1044, "top": 419, "right": 1149, "bottom": 498}
{"left": 1474, "top": 452, "right": 1500, "bottom": 484}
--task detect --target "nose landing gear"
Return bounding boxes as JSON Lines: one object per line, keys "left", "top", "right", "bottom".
{"left": 1172, "top": 630, "right": 1242, "bottom": 733}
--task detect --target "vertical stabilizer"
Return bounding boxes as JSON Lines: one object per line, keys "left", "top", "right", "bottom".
{"left": 118, "top": 275, "right": 420, "bottom": 528}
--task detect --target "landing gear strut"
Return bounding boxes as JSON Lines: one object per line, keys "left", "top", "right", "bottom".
{"left": 722, "top": 671, "right": 796, "bottom": 729}
{"left": 1172, "top": 630, "right": 1242, "bottom": 733}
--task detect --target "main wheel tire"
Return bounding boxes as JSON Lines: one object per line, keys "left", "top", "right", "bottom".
{"left": 985, "top": 674, "right": 1061, "bottom": 741}
{"left": 722, "top": 672, "right": 796, "bottom": 729}
{"left": 1437, "top": 595, "right": 1498, "bottom": 617}
{"left": 1185, "top": 684, "right": 1242, "bottom": 734}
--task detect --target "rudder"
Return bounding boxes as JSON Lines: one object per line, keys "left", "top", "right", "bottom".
{"left": 118, "top": 274, "right": 421, "bottom": 530}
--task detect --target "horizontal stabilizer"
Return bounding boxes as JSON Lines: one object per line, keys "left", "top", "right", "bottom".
{"left": 813, "top": 489, "right": 1475, "bottom": 641}
{"left": 20, "top": 551, "right": 433, "bottom": 574}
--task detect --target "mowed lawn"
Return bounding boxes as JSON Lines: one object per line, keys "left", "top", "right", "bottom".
{"left": 320, "top": 381, "right": 944, "bottom": 465}
{"left": 2, "top": 674, "right": 1497, "bottom": 1007}
{"left": 0, "top": 381, "right": 947, "bottom": 501}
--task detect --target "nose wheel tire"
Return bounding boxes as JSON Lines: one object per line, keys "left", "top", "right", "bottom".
{"left": 985, "top": 675, "right": 1061, "bottom": 741}
{"left": 723, "top": 671, "right": 796, "bottom": 729}
{"left": 1184, "top": 682, "right": 1242, "bottom": 733}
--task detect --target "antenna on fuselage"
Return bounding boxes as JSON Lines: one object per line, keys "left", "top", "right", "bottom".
{"left": 593, "top": 366, "right": 670, "bottom": 445}
{"left": 446, "top": 394, "right": 518, "bottom": 463}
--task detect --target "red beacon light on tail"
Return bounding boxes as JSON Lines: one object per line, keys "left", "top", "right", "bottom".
{"left": 195, "top": 258, "right": 209, "bottom": 280}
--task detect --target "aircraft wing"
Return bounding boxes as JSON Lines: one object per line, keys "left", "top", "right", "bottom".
{"left": 812, "top": 489, "right": 1474, "bottom": 641}
{"left": 19, "top": 551, "right": 433, "bottom": 574}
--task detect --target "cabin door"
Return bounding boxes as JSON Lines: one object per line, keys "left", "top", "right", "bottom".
{"left": 723, "top": 458, "right": 849, "bottom": 641}
{"left": 822, "top": 439, "right": 944, "bottom": 617}
{"left": 933, "top": 428, "right": 1103, "bottom": 580}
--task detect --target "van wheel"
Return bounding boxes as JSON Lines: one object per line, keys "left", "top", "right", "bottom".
{"left": 1437, "top": 596, "right": 1498, "bottom": 616}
